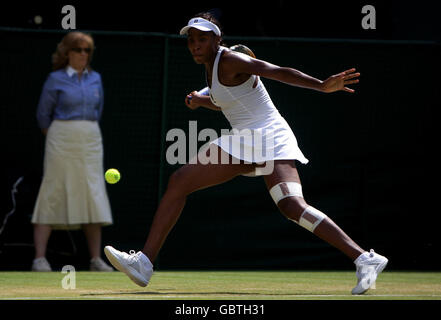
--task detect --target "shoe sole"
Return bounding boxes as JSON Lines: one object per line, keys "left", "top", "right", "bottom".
{"left": 352, "top": 257, "right": 388, "bottom": 295}
{"left": 104, "top": 246, "right": 148, "bottom": 287}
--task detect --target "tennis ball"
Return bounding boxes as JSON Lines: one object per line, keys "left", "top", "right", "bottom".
{"left": 105, "top": 168, "right": 120, "bottom": 184}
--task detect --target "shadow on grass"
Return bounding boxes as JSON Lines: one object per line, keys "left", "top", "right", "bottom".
{"left": 81, "top": 290, "right": 296, "bottom": 297}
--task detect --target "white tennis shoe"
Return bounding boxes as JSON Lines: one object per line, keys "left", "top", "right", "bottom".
{"left": 352, "top": 249, "right": 388, "bottom": 295}
{"left": 104, "top": 246, "right": 153, "bottom": 287}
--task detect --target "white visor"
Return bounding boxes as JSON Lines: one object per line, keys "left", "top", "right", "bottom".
{"left": 179, "top": 17, "right": 221, "bottom": 36}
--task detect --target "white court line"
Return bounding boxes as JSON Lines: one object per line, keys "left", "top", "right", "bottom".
{"left": 2, "top": 294, "right": 441, "bottom": 300}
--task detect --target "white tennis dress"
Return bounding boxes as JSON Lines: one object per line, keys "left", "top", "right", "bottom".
{"left": 209, "top": 46, "right": 308, "bottom": 167}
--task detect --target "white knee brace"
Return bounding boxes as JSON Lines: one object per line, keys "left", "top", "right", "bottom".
{"left": 269, "top": 182, "right": 303, "bottom": 202}
{"left": 297, "top": 206, "right": 327, "bottom": 232}
{"left": 269, "top": 182, "right": 327, "bottom": 232}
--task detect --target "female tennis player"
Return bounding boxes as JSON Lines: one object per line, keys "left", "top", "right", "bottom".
{"left": 105, "top": 13, "right": 388, "bottom": 294}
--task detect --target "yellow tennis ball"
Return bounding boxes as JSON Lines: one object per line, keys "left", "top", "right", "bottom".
{"left": 105, "top": 168, "right": 121, "bottom": 184}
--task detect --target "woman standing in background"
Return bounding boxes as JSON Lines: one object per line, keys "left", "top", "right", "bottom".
{"left": 32, "top": 32, "right": 113, "bottom": 272}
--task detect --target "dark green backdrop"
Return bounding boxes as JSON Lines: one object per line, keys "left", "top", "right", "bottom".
{"left": 1, "top": 28, "right": 439, "bottom": 271}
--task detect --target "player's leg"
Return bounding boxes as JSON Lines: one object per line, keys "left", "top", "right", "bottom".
{"left": 104, "top": 145, "right": 256, "bottom": 286}
{"left": 263, "top": 160, "right": 365, "bottom": 260}
{"left": 142, "top": 145, "right": 256, "bottom": 262}
{"left": 264, "top": 160, "right": 387, "bottom": 294}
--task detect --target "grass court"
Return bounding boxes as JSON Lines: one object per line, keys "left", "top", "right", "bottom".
{"left": 1, "top": 270, "right": 440, "bottom": 300}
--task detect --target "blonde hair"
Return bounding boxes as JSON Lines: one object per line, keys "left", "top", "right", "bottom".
{"left": 52, "top": 32, "right": 95, "bottom": 71}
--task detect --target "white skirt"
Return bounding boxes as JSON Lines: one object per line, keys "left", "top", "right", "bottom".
{"left": 211, "top": 116, "right": 308, "bottom": 173}
{"left": 32, "top": 120, "right": 113, "bottom": 230}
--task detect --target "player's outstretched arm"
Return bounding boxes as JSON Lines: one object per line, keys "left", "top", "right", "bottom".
{"left": 223, "top": 52, "right": 360, "bottom": 93}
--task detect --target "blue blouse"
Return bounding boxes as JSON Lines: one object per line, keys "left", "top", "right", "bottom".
{"left": 36, "top": 66, "right": 104, "bottom": 129}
